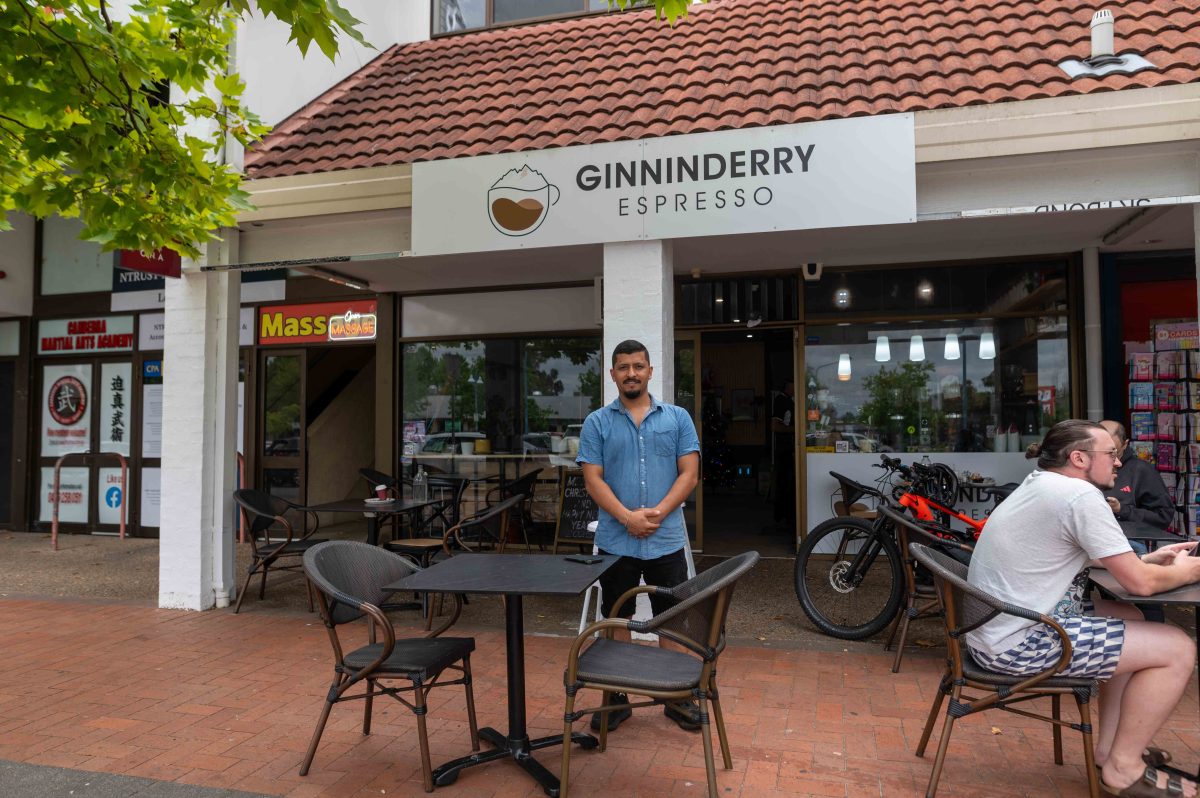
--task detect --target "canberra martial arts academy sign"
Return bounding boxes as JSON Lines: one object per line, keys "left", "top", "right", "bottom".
{"left": 412, "top": 113, "right": 915, "bottom": 256}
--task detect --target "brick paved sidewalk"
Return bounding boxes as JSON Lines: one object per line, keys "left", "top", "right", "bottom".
{"left": 0, "top": 597, "right": 1197, "bottom": 798}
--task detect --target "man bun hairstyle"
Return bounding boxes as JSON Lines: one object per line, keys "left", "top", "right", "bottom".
{"left": 1026, "top": 419, "right": 1105, "bottom": 469}
{"left": 612, "top": 339, "right": 650, "bottom": 366}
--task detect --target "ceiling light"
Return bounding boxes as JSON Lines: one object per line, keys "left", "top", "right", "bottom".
{"left": 909, "top": 335, "right": 925, "bottom": 362}
{"left": 917, "top": 280, "right": 933, "bottom": 300}
{"left": 834, "top": 287, "right": 851, "bottom": 309}
{"left": 837, "top": 353, "right": 851, "bottom": 381}
{"left": 944, "top": 333, "right": 960, "bottom": 360}
{"left": 979, "top": 332, "right": 996, "bottom": 360}
{"left": 715, "top": 297, "right": 724, "bottom": 303}
{"left": 875, "top": 336, "right": 890, "bottom": 362}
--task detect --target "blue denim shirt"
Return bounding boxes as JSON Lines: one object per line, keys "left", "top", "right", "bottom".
{"left": 576, "top": 395, "right": 700, "bottom": 559}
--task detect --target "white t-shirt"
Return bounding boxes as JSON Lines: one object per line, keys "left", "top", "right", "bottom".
{"left": 965, "top": 469, "right": 1132, "bottom": 656}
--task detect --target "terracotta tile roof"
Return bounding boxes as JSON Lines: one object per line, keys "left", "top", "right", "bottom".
{"left": 244, "top": 0, "right": 1200, "bottom": 179}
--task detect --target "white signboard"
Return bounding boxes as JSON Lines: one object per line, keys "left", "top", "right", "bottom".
{"left": 40, "top": 466, "right": 89, "bottom": 524}
{"left": 141, "top": 467, "right": 161, "bottom": 527}
{"left": 413, "top": 114, "right": 915, "bottom": 256}
{"left": 100, "top": 362, "right": 131, "bottom": 456}
{"left": 142, "top": 383, "right": 163, "bottom": 459}
{"left": 138, "top": 312, "right": 165, "bottom": 350}
{"left": 97, "top": 466, "right": 126, "bottom": 525}
{"left": 38, "top": 316, "right": 134, "bottom": 355}
{"left": 41, "top": 363, "right": 92, "bottom": 456}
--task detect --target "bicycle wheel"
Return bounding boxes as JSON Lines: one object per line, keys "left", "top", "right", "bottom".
{"left": 794, "top": 516, "right": 905, "bottom": 640}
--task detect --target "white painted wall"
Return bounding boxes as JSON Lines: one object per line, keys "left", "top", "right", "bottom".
{"left": 602, "top": 240, "right": 674, "bottom": 404}
{"left": 402, "top": 286, "right": 598, "bottom": 337}
{"left": 40, "top": 216, "right": 111, "bottom": 296}
{"left": 917, "top": 141, "right": 1200, "bottom": 216}
{"left": 238, "top": 0, "right": 429, "bottom": 129}
{"left": 159, "top": 243, "right": 240, "bottom": 611}
{"left": 0, "top": 213, "right": 34, "bottom": 316}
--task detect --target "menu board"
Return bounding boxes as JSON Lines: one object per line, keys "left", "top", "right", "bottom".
{"left": 552, "top": 470, "right": 598, "bottom": 551}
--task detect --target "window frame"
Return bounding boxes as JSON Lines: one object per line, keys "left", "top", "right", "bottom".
{"left": 429, "top": 0, "right": 639, "bottom": 38}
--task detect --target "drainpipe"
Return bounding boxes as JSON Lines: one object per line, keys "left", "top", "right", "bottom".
{"left": 1082, "top": 247, "right": 1103, "bottom": 421}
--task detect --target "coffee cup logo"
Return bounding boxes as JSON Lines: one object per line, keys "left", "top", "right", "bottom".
{"left": 488, "top": 165, "right": 559, "bottom": 236}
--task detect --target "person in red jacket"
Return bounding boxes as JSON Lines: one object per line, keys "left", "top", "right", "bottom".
{"left": 1099, "top": 420, "right": 1175, "bottom": 554}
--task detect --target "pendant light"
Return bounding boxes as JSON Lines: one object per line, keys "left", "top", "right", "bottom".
{"left": 875, "top": 336, "right": 890, "bottom": 362}
{"left": 979, "top": 332, "right": 996, "bottom": 360}
{"left": 909, "top": 335, "right": 925, "bottom": 362}
{"left": 944, "top": 333, "right": 960, "bottom": 360}
{"left": 837, "top": 353, "right": 851, "bottom": 381}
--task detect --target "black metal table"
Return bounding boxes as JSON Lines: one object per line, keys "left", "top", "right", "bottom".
{"left": 307, "top": 497, "right": 440, "bottom": 546}
{"left": 386, "top": 553, "right": 618, "bottom": 796}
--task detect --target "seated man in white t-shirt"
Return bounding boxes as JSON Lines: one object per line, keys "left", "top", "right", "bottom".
{"left": 967, "top": 419, "right": 1200, "bottom": 797}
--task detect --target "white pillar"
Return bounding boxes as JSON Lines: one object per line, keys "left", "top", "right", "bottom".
{"left": 159, "top": 233, "right": 241, "bottom": 610}
{"left": 602, "top": 240, "right": 674, "bottom": 404}
{"left": 1082, "top": 246, "right": 1103, "bottom": 421}
{"left": 1194, "top": 204, "right": 1200, "bottom": 322}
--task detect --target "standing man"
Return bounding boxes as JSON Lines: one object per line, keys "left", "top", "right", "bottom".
{"left": 1099, "top": 419, "right": 1175, "bottom": 552}
{"left": 769, "top": 380, "right": 796, "bottom": 533}
{"left": 577, "top": 339, "right": 701, "bottom": 732}
{"left": 966, "top": 420, "right": 1200, "bottom": 796}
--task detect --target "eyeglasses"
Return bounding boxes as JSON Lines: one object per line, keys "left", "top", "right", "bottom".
{"left": 1079, "top": 449, "right": 1120, "bottom": 459}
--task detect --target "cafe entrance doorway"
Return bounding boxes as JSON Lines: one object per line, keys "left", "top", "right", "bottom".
{"left": 255, "top": 345, "right": 376, "bottom": 511}
{"left": 682, "top": 328, "right": 797, "bottom": 557}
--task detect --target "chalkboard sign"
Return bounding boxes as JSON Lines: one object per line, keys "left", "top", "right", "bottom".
{"left": 553, "top": 470, "right": 599, "bottom": 552}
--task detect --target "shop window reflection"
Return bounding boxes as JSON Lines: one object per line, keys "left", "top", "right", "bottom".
{"left": 402, "top": 337, "right": 600, "bottom": 455}
{"left": 804, "top": 319, "right": 1070, "bottom": 454}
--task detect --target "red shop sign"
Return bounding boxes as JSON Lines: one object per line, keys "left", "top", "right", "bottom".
{"left": 258, "top": 300, "right": 378, "bottom": 346}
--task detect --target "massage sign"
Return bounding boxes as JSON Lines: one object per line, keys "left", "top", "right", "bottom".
{"left": 258, "top": 300, "right": 379, "bottom": 346}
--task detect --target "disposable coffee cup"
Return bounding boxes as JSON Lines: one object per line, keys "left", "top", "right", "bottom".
{"left": 375, "top": 485, "right": 388, "bottom": 499}
{"left": 460, "top": 441, "right": 475, "bottom": 455}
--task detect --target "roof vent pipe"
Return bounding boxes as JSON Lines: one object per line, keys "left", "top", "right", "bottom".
{"left": 1089, "top": 10, "right": 1117, "bottom": 62}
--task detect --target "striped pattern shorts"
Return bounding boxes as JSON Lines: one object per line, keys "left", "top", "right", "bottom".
{"left": 969, "top": 602, "right": 1125, "bottom": 681}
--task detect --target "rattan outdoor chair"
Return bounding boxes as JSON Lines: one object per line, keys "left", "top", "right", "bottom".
{"left": 484, "top": 468, "right": 543, "bottom": 551}
{"left": 909, "top": 543, "right": 1099, "bottom": 798}
{"left": 560, "top": 550, "right": 760, "bottom": 798}
{"left": 878, "top": 502, "right": 973, "bottom": 673}
{"left": 386, "top": 494, "right": 524, "bottom": 629}
{"left": 300, "top": 541, "right": 479, "bottom": 792}
{"left": 231, "top": 488, "right": 327, "bottom": 614}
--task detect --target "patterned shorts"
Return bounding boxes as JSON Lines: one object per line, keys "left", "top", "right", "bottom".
{"left": 970, "top": 603, "right": 1126, "bottom": 681}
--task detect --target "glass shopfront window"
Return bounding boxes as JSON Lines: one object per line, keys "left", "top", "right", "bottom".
{"left": 402, "top": 336, "right": 601, "bottom": 456}
{"left": 805, "top": 318, "right": 1070, "bottom": 453}
{"left": 804, "top": 261, "right": 1071, "bottom": 454}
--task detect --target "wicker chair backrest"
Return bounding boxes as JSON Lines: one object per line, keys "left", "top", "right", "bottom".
{"left": 232, "top": 488, "right": 295, "bottom": 540}
{"left": 633, "top": 550, "right": 759, "bottom": 656}
{"left": 502, "top": 470, "right": 540, "bottom": 500}
{"left": 304, "top": 540, "right": 420, "bottom": 626}
{"left": 909, "top": 543, "right": 1015, "bottom": 667}
{"left": 456, "top": 494, "right": 523, "bottom": 549}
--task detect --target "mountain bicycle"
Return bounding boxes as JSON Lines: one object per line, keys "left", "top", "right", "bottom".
{"left": 793, "top": 455, "right": 1014, "bottom": 640}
